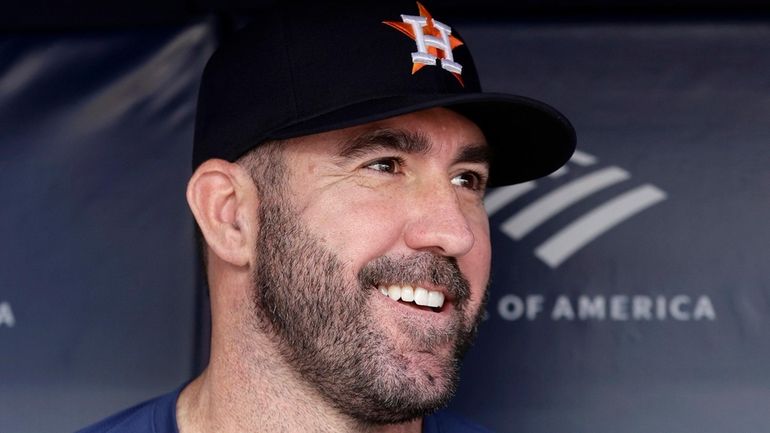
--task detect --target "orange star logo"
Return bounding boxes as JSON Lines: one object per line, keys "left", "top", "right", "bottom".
{"left": 383, "top": 2, "right": 465, "bottom": 86}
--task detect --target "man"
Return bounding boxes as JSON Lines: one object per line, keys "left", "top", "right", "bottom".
{"left": 79, "top": 2, "right": 574, "bottom": 432}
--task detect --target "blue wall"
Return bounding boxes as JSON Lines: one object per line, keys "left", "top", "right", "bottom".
{"left": 0, "top": 22, "right": 215, "bottom": 432}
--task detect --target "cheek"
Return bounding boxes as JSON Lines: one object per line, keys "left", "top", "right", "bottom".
{"left": 301, "top": 188, "right": 405, "bottom": 268}
{"left": 464, "top": 213, "right": 492, "bottom": 306}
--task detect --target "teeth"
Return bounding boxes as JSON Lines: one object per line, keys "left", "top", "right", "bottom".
{"left": 378, "top": 284, "right": 444, "bottom": 309}
{"left": 414, "top": 287, "right": 429, "bottom": 306}
{"left": 427, "top": 291, "right": 445, "bottom": 308}
{"left": 401, "top": 286, "right": 414, "bottom": 302}
{"left": 387, "top": 285, "right": 401, "bottom": 301}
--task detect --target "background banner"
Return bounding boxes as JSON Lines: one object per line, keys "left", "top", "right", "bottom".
{"left": 1, "top": 16, "right": 768, "bottom": 433}
{"left": 0, "top": 22, "right": 215, "bottom": 433}
{"left": 450, "top": 22, "right": 770, "bottom": 433}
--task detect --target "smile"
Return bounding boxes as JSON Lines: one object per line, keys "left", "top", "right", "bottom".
{"left": 378, "top": 284, "right": 446, "bottom": 309}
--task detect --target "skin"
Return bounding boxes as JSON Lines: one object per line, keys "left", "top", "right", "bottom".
{"left": 179, "top": 107, "right": 492, "bottom": 433}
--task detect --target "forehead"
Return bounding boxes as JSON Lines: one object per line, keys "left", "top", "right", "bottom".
{"left": 281, "top": 107, "right": 488, "bottom": 158}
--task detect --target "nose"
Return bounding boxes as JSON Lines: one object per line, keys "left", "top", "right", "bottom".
{"left": 403, "top": 182, "right": 476, "bottom": 258}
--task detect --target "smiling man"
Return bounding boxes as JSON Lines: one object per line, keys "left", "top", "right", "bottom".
{"left": 78, "top": 2, "right": 574, "bottom": 433}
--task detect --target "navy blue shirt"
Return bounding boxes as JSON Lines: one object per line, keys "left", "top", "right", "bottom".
{"left": 76, "top": 387, "right": 494, "bottom": 433}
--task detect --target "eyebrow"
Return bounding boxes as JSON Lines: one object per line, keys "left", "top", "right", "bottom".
{"left": 338, "top": 128, "right": 431, "bottom": 159}
{"left": 337, "top": 127, "right": 490, "bottom": 167}
{"left": 454, "top": 142, "right": 490, "bottom": 167}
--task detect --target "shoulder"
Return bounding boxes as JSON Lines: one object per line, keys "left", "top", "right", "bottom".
{"left": 423, "top": 410, "right": 497, "bottom": 433}
{"left": 75, "top": 389, "right": 180, "bottom": 433}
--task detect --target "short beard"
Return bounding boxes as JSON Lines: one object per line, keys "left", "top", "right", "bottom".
{"left": 251, "top": 199, "right": 485, "bottom": 425}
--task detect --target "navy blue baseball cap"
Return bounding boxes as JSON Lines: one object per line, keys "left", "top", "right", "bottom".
{"left": 193, "top": 1, "right": 576, "bottom": 186}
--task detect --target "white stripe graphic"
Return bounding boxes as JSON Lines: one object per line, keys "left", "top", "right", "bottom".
{"left": 500, "top": 167, "right": 630, "bottom": 240}
{"left": 571, "top": 150, "right": 598, "bottom": 166}
{"left": 484, "top": 181, "right": 536, "bottom": 216}
{"left": 484, "top": 150, "right": 598, "bottom": 217}
{"left": 535, "top": 185, "right": 667, "bottom": 268}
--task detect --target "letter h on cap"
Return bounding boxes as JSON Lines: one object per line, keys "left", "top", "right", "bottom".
{"left": 400, "top": 14, "right": 462, "bottom": 74}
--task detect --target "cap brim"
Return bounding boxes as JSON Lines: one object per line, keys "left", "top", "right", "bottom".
{"left": 267, "top": 93, "right": 576, "bottom": 187}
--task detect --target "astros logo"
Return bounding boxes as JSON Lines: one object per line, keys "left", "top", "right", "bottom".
{"left": 383, "top": 2, "right": 465, "bottom": 86}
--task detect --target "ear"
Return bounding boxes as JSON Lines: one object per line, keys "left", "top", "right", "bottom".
{"left": 186, "top": 159, "right": 258, "bottom": 268}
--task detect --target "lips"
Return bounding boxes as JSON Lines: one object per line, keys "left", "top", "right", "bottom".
{"left": 358, "top": 253, "right": 470, "bottom": 315}
{"left": 378, "top": 284, "right": 445, "bottom": 309}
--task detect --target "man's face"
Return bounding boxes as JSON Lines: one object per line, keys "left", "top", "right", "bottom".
{"left": 251, "top": 108, "right": 491, "bottom": 424}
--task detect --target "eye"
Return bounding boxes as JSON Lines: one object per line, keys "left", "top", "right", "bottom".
{"left": 451, "top": 171, "right": 485, "bottom": 191}
{"left": 364, "top": 157, "right": 403, "bottom": 174}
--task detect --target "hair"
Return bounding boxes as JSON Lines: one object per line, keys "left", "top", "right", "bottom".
{"left": 236, "top": 140, "right": 288, "bottom": 198}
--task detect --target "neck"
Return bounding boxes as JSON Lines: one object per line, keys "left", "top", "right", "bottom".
{"left": 176, "top": 319, "right": 423, "bottom": 433}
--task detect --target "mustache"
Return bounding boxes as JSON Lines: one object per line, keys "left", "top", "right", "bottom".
{"left": 357, "top": 253, "right": 471, "bottom": 309}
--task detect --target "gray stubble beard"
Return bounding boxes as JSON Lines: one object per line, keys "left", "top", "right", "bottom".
{"left": 250, "top": 199, "right": 486, "bottom": 425}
